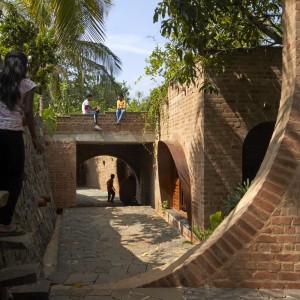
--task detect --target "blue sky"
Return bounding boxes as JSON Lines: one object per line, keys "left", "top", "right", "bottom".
{"left": 104, "top": 0, "right": 166, "bottom": 98}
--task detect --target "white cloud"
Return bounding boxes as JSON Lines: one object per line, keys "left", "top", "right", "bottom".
{"left": 106, "top": 34, "right": 154, "bottom": 55}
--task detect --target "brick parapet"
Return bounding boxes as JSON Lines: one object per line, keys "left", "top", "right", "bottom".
{"left": 56, "top": 112, "right": 154, "bottom": 134}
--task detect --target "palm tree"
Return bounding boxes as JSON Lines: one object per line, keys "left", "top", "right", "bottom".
{"left": 0, "top": 0, "right": 122, "bottom": 113}
{"left": 21, "top": 0, "right": 122, "bottom": 75}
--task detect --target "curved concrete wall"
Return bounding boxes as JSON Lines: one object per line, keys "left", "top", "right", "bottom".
{"left": 94, "top": 0, "right": 300, "bottom": 289}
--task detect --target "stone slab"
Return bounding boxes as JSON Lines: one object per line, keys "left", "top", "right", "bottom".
{"left": 10, "top": 280, "right": 50, "bottom": 300}
{"left": 0, "top": 263, "right": 40, "bottom": 288}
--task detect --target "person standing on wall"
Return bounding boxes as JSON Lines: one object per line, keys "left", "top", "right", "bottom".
{"left": 0, "top": 50, "right": 44, "bottom": 236}
{"left": 115, "top": 93, "right": 126, "bottom": 124}
{"left": 82, "top": 94, "right": 102, "bottom": 131}
{"left": 106, "top": 174, "right": 116, "bottom": 203}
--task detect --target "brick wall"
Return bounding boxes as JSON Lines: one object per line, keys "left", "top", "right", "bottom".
{"left": 84, "top": 156, "right": 120, "bottom": 192}
{"left": 56, "top": 112, "right": 153, "bottom": 134}
{"left": 154, "top": 47, "right": 282, "bottom": 229}
{"left": 46, "top": 139, "right": 77, "bottom": 208}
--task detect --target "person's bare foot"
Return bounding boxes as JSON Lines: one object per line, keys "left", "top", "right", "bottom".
{"left": 0, "top": 224, "right": 26, "bottom": 236}
{"left": 0, "top": 191, "right": 8, "bottom": 207}
{"left": 94, "top": 125, "right": 102, "bottom": 131}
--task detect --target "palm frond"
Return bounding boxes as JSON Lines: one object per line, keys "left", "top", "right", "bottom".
{"left": 79, "top": 40, "right": 122, "bottom": 75}
{"left": 22, "top": 0, "right": 112, "bottom": 49}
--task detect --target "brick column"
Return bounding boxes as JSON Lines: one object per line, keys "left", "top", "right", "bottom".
{"left": 46, "top": 140, "right": 77, "bottom": 208}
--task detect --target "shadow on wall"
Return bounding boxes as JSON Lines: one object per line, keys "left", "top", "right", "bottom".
{"left": 242, "top": 121, "right": 275, "bottom": 183}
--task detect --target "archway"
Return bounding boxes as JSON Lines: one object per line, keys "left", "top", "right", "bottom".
{"left": 157, "top": 141, "right": 192, "bottom": 225}
{"left": 242, "top": 121, "right": 275, "bottom": 183}
{"left": 77, "top": 155, "right": 140, "bottom": 206}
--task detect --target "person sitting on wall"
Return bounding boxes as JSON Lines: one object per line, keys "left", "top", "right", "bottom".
{"left": 106, "top": 174, "right": 116, "bottom": 203}
{"left": 82, "top": 94, "right": 102, "bottom": 131}
{"left": 115, "top": 93, "right": 126, "bottom": 124}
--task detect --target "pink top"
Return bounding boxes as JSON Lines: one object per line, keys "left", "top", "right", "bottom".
{"left": 0, "top": 78, "right": 37, "bottom": 131}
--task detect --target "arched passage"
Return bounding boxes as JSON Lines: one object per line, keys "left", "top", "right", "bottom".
{"left": 77, "top": 143, "right": 153, "bottom": 205}
{"left": 77, "top": 155, "right": 140, "bottom": 205}
{"left": 242, "top": 121, "right": 275, "bottom": 183}
{"left": 157, "top": 141, "right": 192, "bottom": 225}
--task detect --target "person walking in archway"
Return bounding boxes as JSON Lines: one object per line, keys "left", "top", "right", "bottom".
{"left": 106, "top": 174, "right": 116, "bottom": 203}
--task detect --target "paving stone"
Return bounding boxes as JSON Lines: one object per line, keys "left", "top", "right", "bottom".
{"left": 130, "top": 288, "right": 186, "bottom": 300}
{"left": 48, "top": 270, "right": 70, "bottom": 284}
{"left": 63, "top": 272, "right": 98, "bottom": 285}
{"left": 47, "top": 189, "right": 300, "bottom": 299}
{"left": 50, "top": 285, "right": 72, "bottom": 296}
{"left": 87, "top": 288, "right": 113, "bottom": 296}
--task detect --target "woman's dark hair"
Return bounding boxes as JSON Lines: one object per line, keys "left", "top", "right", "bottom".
{"left": 0, "top": 51, "right": 28, "bottom": 110}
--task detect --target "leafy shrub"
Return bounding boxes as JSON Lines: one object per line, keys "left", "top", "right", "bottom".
{"left": 223, "top": 179, "right": 250, "bottom": 216}
{"left": 193, "top": 211, "right": 223, "bottom": 241}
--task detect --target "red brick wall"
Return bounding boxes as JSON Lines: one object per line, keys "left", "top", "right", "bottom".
{"left": 56, "top": 112, "right": 152, "bottom": 133}
{"left": 84, "top": 156, "right": 120, "bottom": 192}
{"left": 46, "top": 140, "right": 77, "bottom": 208}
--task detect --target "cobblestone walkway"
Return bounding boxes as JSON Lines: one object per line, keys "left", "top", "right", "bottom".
{"left": 47, "top": 189, "right": 300, "bottom": 299}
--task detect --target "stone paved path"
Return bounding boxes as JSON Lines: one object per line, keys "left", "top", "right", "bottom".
{"left": 47, "top": 189, "right": 300, "bottom": 299}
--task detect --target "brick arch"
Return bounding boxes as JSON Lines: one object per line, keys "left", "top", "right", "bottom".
{"left": 76, "top": 144, "right": 152, "bottom": 178}
{"left": 95, "top": 1, "right": 300, "bottom": 289}
{"left": 79, "top": 155, "right": 138, "bottom": 195}
{"left": 157, "top": 141, "right": 192, "bottom": 226}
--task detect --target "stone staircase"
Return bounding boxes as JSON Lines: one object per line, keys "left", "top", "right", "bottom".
{"left": 0, "top": 218, "right": 50, "bottom": 299}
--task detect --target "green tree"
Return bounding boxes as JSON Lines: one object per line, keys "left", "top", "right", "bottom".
{"left": 0, "top": 3, "right": 58, "bottom": 93}
{"left": 0, "top": 0, "right": 122, "bottom": 116}
{"left": 22, "top": 0, "right": 122, "bottom": 80}
{"left": 152, "top": 0, "right": 282, "bottom": 87}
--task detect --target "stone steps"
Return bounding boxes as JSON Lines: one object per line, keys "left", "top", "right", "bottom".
{"left": 0, "top": 232, "right": 33, "bottom": 250}
{"left": 0, "top": 263, "right": 50, "bottom": 300}
{"left": 9, "top": 280, "right": 50, "bottom": 300}
{"left": 0, "top": 263, "right": 41, "bottom": 288}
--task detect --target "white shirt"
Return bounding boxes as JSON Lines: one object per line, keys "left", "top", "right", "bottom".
{"left": 0, "top": 78, "right": 37, "bottom": 131}
{"left": 82, "top": 99, "right": 90, "bottom": 114}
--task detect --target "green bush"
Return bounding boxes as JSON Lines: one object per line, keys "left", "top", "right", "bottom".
{"left": 223, "top": 179, "right": 250, "bottom": 216}
{"left": 193, "top": 211, "right": 223, "bottom": 241}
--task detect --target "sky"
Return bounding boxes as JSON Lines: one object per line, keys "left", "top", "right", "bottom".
{"left": 104, "top": 0, "right": 166, "bottom": 98}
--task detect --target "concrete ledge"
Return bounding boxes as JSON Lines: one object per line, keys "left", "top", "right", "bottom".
{"left": 47, "top": 131, "right": 155, "bottom": 144}
{"left": 162, "top": 209, "right": 200, "bottom": 244}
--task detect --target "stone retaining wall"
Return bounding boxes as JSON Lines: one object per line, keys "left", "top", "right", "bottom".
{"left": 0, "top": 120, "right": 56, "bottom": 268}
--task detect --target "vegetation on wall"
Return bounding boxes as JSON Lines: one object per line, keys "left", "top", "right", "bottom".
{"left": 193, "top": 211, "right": 223, "bottom": 241}
{"left": 223, "top": 180, "right": 250, "bottom": 216}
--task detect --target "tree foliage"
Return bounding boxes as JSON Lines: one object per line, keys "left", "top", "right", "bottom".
{"left": 0, "top": 0, "right": 123, "bottom": 118}
{"left": 151, "top": 0, "right": 282, "bottom": 87}
{"left": 0, "top": 2, "right": 58, "bottom": 93}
